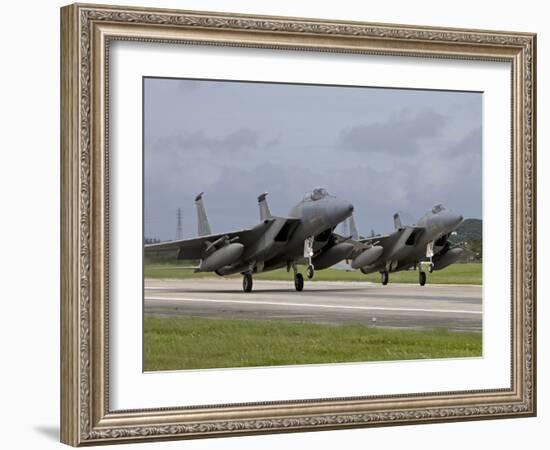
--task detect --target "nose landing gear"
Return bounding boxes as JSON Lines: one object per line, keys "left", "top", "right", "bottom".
{"left": 426, "top": 241, "right": 435, "bottom": 274}
{"left": 306, "top": 264, "right": 315, "bottom": 280}
{"left": 304, "top": 237, "right": 315, "bottom": 281}
{"left": 381, "top": 271, "right": 389, "bottom": 285}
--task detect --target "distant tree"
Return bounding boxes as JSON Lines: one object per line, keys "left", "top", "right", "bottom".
{"left": 449, "top": 219, "right": 483, "bottom": 262}
{"left": 467, "top": 239, "right": 483, "bottom": 261}
{"left": 144, "top": 237, "right": 161, "bottom": 245}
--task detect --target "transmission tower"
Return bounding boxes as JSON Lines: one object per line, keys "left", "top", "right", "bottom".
{"left": 341, "top": 217, "right": 349, "bottom": 236}
{"left": 176, "top": 208, "right": 183, "bottom": 240}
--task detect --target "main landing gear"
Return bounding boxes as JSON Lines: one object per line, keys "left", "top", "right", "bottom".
{"left": 381, "top": 267, "right": 427, "bottom": 286}
{"left": 242, "top": 273, "right": 253, "bottom": 293}
{"left": 291, "top": 263, "right": 304, "bottom": 291}
{"left": 244, "top": 262, "right": 310, "bottom": 293}
{"left": 294, "top": 273, "right": 304, "bottom": 291}
{"left": 419, "top": 270, "right": 426, "bottom": 286}
{"left": 243, "top": 270, "right": 305, "bottom": 292}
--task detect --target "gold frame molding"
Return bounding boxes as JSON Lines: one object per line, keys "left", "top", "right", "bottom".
{"left": 60, "top": 3, "right": 536, "bottom": 446}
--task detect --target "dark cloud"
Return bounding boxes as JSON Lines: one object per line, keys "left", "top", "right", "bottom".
{"left": 338, "top": 108, "right": 448, "bottom": 155}
{"left": 445, "top": 126, "right": 482, "bottom": 160}
{"left": 143, "top": 79, "right": 482, "bottom": 241}
{"left": 263, "top": 134, "right": 282, "bottom": 149}
{"left": 183, "top": 128, "right": 260, "bottom": 153}
{"left": 152, "top": 128, "right": 261, "bottom": 155}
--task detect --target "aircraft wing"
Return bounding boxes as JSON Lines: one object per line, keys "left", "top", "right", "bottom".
{"left": 357, "top": 226, "right": 426, "bottom": 259}
{"left": 358, "top": 231, "right": 404, "bottom": 248}
{"left": 332, "top": 226, "right": 424, "bottom": 260}
{"left": 144, "top": 218, "right": 295, "bottom": 260}
{"left": 328, "top": 232, "right": 375, "bottom": 263}
{"left": 145, "top": 235, "right": 221, "bottom": 260}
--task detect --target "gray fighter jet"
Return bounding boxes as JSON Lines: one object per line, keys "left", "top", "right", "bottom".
{"left": 145, "top": 188, "right": 354, "bottom": 292}
{"left": 346, "top": 205, "right": 464, "bottom": 286}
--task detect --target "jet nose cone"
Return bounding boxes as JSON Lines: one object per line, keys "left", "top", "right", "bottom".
{"left": 344, "top": 202, "right": 355, "bottom": 217}
{"left": 446, "top": 213, "right": 463, "bottom": 231}
{"left": 331, "top": 200, "right": 354, "bottom": 225}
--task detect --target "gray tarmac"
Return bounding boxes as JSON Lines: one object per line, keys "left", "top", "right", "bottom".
{"left": 144, "top": 278, "right": 482, "bottom": 331}
{"left": 144, "top": 278, "right": 482, "bottom": 332}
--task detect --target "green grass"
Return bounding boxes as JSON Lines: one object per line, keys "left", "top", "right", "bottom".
{"left": 144, "top": 262, "right": 482, "bottom": 285}
{"left": 144, "top": 315, "right": 482, "bottom": 371}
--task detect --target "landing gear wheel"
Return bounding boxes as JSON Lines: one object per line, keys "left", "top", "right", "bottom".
{"left": 419, "top": 271, "right": 426, "bottom": 286}
{"left": 294, "top": 273, "right": 304, "bottom": 292}
{"left": 428, "top": 263, "right": 434, "bottom": 273}
{"left": 381, "top": 271, "right": 389, "bottom": 286}
{"left": 306, "top": 265, "right": 315, "bottom": 280}
{"left": 243, "top": 273, "right": 253, "bottom": 292}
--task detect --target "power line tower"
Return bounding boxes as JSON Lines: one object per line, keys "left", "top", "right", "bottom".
{"left": 176, "top": 208, "right": 183, "bottom": 240}
{"left": 341, "top": 217, "right": 349, "bottom": 237}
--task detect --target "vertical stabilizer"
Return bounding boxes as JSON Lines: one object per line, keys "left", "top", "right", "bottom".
{"left": 349, "top": 215, "right": 359, "bottom": 240}
{"left": 258, "top": 192, "right": 272, "bottom": 221}
{"left": 195, "top": 192, "right": 212, "bottom": 236}
{"left": 393, "top": 213, "right": 403, "bottom": 230}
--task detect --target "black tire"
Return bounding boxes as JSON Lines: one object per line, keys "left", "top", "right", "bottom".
{"left": 294, "top": 273, "right": 304, "bottom": 292}
{"left": 243, "top": 274, "right": 253, "bottom": 292}
{"left": 381, "top": 271, "right": 389, "bottom": 286}
{"left": 419, "top": 271, "right": 426, "bottom": 286}
{"left": 306, "top": 265, "right": 315, "bottom": 280}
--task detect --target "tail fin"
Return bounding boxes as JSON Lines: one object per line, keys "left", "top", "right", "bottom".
{"left": 349, "top": 215, "right": 359, "bottom": 240}
{"left": 258, "top": 192, "right": 272, "bottom": 221}
{"left": 195, "top": 192, "right": 212, "bottom": 236}
{"left": 393, "top": 213, "right": 402, "bottom": 230}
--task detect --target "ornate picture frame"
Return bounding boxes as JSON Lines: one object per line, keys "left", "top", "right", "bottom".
{"left": 60, "top": 3, "right": 536, "bottom": 446}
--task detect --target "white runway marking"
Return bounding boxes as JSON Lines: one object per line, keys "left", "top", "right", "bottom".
{"left": 144, "top": 296, "right": 481, "bottom": 316}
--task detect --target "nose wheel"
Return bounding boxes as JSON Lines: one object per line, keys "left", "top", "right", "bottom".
{"left": 242, "top": 273, "right": 253, "bottom": 292}
{"left": 381, "top": 271, "right": 389, "bottom": 285}
{"left": 306, "top": 264, "right": 315, "bottom": 280}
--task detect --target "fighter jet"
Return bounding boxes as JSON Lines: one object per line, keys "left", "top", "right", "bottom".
{"left": 346, "top": 204, "right": 464, "bottom": 286}
{"left": 145, "top": 188, "right": 354, "bottom": 292}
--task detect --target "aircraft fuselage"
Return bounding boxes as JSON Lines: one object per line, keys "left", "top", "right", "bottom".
{"left": 215, "top": 190, "right": 353, "bottom": 275}
{"left": 359, "top": 207, "right": 463, "bottom": 274}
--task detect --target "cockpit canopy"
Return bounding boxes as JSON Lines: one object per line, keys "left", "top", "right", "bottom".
{"left": 304, "top": 188, "right": 330, "bottom": 201}
{"left": 431, "top": 204, "right": 445, "bottom": 214}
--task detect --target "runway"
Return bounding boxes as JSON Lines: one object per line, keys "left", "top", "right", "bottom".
{"left": 144, "top": 278, "right": 482, "bottom": 332}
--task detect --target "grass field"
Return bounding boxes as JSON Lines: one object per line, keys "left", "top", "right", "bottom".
{"left": 144, "top": 262, "right": 482, "bottom": 285}
{"left": 144, "top": 315, "right": 482, "bottom": 371}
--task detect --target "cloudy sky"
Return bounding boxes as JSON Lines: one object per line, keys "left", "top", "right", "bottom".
{"left": 144, "top": 77, "right": 482, "bottom": 241}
